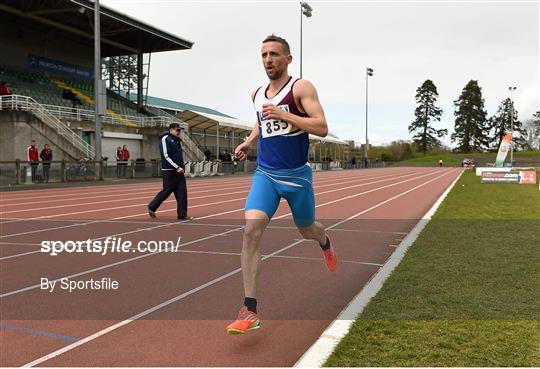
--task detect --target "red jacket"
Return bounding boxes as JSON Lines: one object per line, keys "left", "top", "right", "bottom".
{"left": 121, "top": 148, "right": 130, "bottom": 161}
{"left": 0, "top": 85, "right": 12, "bottom": 96}
{"left": 27, "top": 145, "right": 38, "bottom": 161}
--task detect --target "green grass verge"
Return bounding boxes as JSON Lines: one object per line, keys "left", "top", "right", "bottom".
{"left": 393, "top": 150, "right": 540, "bottom": 167}
{"left": 395, "top": 154, "right": 461, "bottom": 167}
{"left": 324, "top": 170, "right": 540, "bottom": 367}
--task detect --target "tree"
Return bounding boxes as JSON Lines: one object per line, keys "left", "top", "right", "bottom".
{"left": 522, "top": 111, "right": 540, "bottom": 150}
{"left": 488, "top": 97, "right": 526, "bottom": 150}
{"left": 408, "top": 80, "right": 447, "bottom": 155}
{"left": 451, "top": 80, "right": 489, "bottom": 153}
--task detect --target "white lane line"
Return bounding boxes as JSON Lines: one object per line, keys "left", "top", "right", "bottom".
{"left": 0, "top": 171, "right": 399, "bottom": 215}
{"left": 0, "top": 170, "right": 436, "bottom": 262}
{"left": 0, "top": 170, "right": 424, "bottom": 238}
{"left": 1, "top": 169, "right": 438, "bottom": 296}
{"left": 294, "top": 168, "right": 462, "bottom": 367}
{"left": 0, "top": 169, "right": 389, "bottom": 204}
{"left": 22, "top": 169, "right": 452, "bottom": 368}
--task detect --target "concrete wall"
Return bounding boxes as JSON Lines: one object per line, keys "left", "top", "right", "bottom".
{"left": 0, "top": 111, "right": 166, "bottom": 162}
{"left": 0, "top": 111, "right": 69, "bottom": 161}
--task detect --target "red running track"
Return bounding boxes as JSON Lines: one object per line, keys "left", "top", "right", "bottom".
{"left": 0, "top": 167, "right": 461, "bottom": 367}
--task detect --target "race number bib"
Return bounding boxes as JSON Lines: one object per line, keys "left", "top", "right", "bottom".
{"left": 260, "top": 105, "right": 292, "bottom": 138}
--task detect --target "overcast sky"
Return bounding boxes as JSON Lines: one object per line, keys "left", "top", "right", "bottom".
{"left": 101, "top": 0, "right": 538, "bottom": 146}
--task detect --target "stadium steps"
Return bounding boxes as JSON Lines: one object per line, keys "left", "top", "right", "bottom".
{"left": 53, "top": 80, "right": 138, "bottom": 127}
{"left": 145, "top": 105, "right": 205, "bottom": 162}
{"left": 0, "top": 94, "right": 95, "bottom": 159}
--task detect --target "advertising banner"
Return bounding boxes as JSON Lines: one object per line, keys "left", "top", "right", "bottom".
{"left": 481, "top": 171, "right": 537, "bottom": 184}
{"left": 494, "top": 134, "right": 512, "bottom": 167}
{"left": 28, "top": 54, "right": 93, "bottom": 80}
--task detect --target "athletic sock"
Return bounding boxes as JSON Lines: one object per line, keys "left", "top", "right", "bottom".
{"left": 320, "top": 236, "right": 330, "bottom": 251}
{"left": 244, "top": 297, "right": 257, "bottom": 313}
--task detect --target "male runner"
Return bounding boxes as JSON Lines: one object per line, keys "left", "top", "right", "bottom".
{"left": 226, "top": 35, "right": 338, "bottom": 335}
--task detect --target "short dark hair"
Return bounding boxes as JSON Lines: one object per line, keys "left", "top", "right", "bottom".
{"left": 263, "top": 34, "right": 290, "bottom": 55}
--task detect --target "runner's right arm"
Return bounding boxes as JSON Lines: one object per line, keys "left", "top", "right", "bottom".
{"left": 234, "top": 90, "right": 260, "bottom": 161}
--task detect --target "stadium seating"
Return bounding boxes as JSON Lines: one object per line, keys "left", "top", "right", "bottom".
{"left": 0, "top": 67, "right": 93, "bottom": 110}
{"left": 0, "top": 67, "right": 145, "bottom": 119}
{"left": 58, "top": 79, "right": 145, "bottom": 118}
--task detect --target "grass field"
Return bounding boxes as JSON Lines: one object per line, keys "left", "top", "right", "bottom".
{"left": 393, "top": 150, "right": 540, "bottom": 167}
{"left": 325, "top": 170, "right": 540, "bottom": 367}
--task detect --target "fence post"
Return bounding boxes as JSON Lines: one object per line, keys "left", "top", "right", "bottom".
{"left": 61, "top": 159, "right": 67, "bottom": 182}
{"left": 130, "top": 159, "right": 135, "bottom": 179}
{"left": 99, "top": 160, "right": 104, "bottom": 180}
{"left": 15, "top": 159, "right": 21, "bottom": 185}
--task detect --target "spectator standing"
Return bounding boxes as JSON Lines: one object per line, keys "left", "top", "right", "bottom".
{"left": 27, "top": 140, "right": 39, "bottom": 182}
{"left": 115, "top": 146, "right": 122, "bottom": 177}
{"left": 204, "top": 148, "right": 212, "bottom": 161}
{"left": 0, "top": 81, "right": 12, "bottom": 96}
{"left": 40, "top": 144, "right": 53, "bottom": 183}
{"left": 0, "top": 82, "right": 12, "bottom": 109}
{"left": 121, "top": 145, "right": 130, "bottom": 177}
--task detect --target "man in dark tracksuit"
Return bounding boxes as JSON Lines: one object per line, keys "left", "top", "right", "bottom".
{"left": 148, "top": 123, "right": 193, "bottom": 220}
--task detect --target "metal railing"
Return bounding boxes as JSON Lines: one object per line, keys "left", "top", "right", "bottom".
{"left": 1, "top": 95, "right": 95, "bottom": 158}
{"left": 1, "top": 94, "right": 205, "bottom": 162}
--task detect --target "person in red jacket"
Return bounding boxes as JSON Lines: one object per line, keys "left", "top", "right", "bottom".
{"left": 0, "top": 81, "right": 12, "bottom": 96}
{"left": 120, "top": 145, "right": 130, "bottom": 177}
{"left": 27, "top": 140, "right": 39, "bottom": 182}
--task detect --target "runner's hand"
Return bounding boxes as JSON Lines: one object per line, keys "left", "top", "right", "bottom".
{"left": 262, "top": 104, "right": 285, "bottom": 121}
{"left": 176, "top": 167, "right": 184, "bottom": 174}
{"left": 234, "top": 142, "right": 251, "bottom": 161}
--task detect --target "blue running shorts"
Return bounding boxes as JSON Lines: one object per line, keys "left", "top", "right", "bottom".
{"left": 245, "top": 164, "right": 315, "bottom": 228}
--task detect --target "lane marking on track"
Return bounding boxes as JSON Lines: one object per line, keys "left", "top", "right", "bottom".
{"left": 0, "top": 169, "right": 398, "bottom": 204}
{"left": 1, "top": 169, "right": 439, "bottom": 296}
{"left": 0, "top": 171, "right": 401, "bottom": 215}
{"left": 21, "top": 169, "right": 454, "bottom": 368}
{"left": 0, "top": 169, "right": 426, "bottom": 238}
{"left": 294, "top": 169, "right": 463, "bottom": 367}
{"left": 0, "top": 322, "right": 80, "bottom": 343}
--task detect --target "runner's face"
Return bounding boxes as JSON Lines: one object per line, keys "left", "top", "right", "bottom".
{"left": 261, "top": 42, "right": 291, "bottom": 80}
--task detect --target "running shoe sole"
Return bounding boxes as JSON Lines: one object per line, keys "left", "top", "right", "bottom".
{"left": 226, "top": 320, "right": 261, "bottom": 335}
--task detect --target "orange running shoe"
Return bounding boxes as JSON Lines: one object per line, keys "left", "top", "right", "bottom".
{"left": 226, "top": 306, "right": 261, "bottom": 335}
{"left": 323, "top": 237, "right": 338, "bottom": 272}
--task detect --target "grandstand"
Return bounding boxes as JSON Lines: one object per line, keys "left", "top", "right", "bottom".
{"left": 0, "top": 0, "right": 348, "bottom": 177}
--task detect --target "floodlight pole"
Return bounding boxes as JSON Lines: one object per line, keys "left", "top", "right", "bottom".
{"left": 300, "top": 3, "right": 303, "bottom": 78}
{"left": 300, "top": 2, "right": 312, "bottom": 79}
{"left": 365, "top": 67, "right": 373, "bottom": 166}
{"left": 509, "top": 86, "right": 516, "bottom": 164}
{"left": 94, "top": 0, "right": 102, "bottom": 161}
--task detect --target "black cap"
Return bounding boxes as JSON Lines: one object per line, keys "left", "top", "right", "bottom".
{"left": 169, "top": 122, "right": 183, "bottom": 130}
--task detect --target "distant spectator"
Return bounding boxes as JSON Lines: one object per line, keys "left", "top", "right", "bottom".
{"left": 115, "top": 146, "right": 122, "bottom": 177}
{"left": 121, "top": 145, "right": 130, "bottom": 177}
{"left": 204, "top": 148, "right": 212, "bottom": 161}
{"left": 139, "top": 106, "right": 151, "bottom": 116}
{"left": 27, "top": 140, "right": 39, "bottom": 182}
{"left": 439, "top": 159, "right": 443, "bottom": 167}
{"left": 351, "top": 156, "right": 356, "bottom": 166}
{"left": 40, "top": 144, "right": 53, "bottom": 183}
{"left": 0, "top": 81, "right": 12, "bottom": 96}
{"left": 62, "top": 89, "right": 82, "bottom": 108}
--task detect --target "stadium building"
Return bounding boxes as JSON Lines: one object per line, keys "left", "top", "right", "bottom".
{"left": 0, "top": 0, "right": 348, "bottom": 183}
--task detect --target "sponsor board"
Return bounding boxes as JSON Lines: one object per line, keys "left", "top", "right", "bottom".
{"left": 481, "top": 171, "right": 537, "bottom": 184}
{"left": 475, "top": 167, "right": 511, "bottom": 176}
